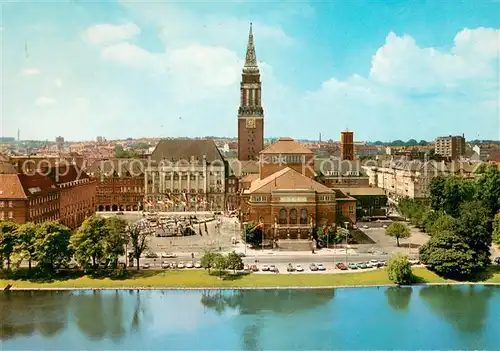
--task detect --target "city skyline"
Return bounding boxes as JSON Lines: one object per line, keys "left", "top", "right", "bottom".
{"left": 2, "top": 1, "right": 499, "bottom": 141}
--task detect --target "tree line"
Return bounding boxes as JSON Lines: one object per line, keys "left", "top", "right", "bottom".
{"left": 0, "top": 215, "right": 151, "bottom": 275}
{"left": 398, "top": 164, "right": 500, "bottom": 279}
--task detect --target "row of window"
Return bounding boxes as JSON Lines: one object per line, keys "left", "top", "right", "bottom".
{"left": 278, "top": 208, "right": 309, "bottom": 225}
{"left": 29, "top": 194, "right": 57, "bottom": 207}
{"left": 252, "top": 196, "right": 267, "bottom": 202}
{"left": 318, "top": 195, "right": 334, "bottom": 202}
{"left": 324, "top": 171, "right": 360, "bottom": 176}
{"left": 0, "top": 201, "right": 13, "bottom": 208}
{"left": 0, "top": 211, "right": 13, "bottom": 220}
{"left": 336, "top": 206, "right": 354, "bottom": 215}
{"left": 30, "top": 204, "right": 57, "bottom": 217}
{"left": 60, "top": 178, "right": 88, "bottom": 188}
{"left": 271, "top": 155, "right": 304, "bottom": 164}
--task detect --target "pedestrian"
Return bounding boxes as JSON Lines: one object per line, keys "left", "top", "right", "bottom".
{"left": 191, "top": 252, "right": 194, "bottom": 259}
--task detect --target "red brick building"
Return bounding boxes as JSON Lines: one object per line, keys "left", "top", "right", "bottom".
{"left": 87, "top": 159, "right": 145, "bottom": 212}
{"left": 237, "top": 23, "right": 264, "bottom": 161}
{"left": 45, "top": 165, "right": 97, "bottom": 229}
{"left": 0, "top": 163, "right": 60, "bottom": 224}
{"left": 341, "top": 130, "right": 354, "bottom": 161}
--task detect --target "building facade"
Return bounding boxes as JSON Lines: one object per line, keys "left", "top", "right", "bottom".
{"left": 238, "top": 23, "right": 264, "bottom": 161}
{"left": 435, "top": 135, "right": 466, "bottom": 160}
{"left": 340, "top": 131, "right": 354, "bottom": 161}
{"left": 88, "top": 159, "right": 145, "bottom": 212}
{"left": 0, "top": 163, "right": 60, "bottom": 224}
{"left": 145, "top": 139, "right": 226, "bottom": 211}
{"left": 46, "top": 165, "right": 97, "bottom": 229}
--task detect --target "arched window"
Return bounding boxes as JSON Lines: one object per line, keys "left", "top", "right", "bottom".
{"left": 278, "top": 208, "right": 287, "bottom": 225}
{"left": 300, "top": 209, "right": 308, "bottom": 225}
{"left": 289, "top": 208, "right": 297, "bottom": 224}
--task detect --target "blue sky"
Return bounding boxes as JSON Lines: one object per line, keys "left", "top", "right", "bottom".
{"left": 1, "top": 0, "right": 499, "bottom": 142}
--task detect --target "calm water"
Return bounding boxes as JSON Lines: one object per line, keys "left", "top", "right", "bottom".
{"left": 1, "top": 285, "right": 499, "bottom": 350}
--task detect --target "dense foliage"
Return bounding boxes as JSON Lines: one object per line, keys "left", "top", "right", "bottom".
{"left": 387, "top": 253, "right": 414, "bottom": 285}
{"left": 201, "top": 251, "right": 244, "bottom": 275}
{"left": 242, "top": 222, "right": 263, "bottom": 248}
{"left": 493, "top": 214, "right": 500, "bottom": 245}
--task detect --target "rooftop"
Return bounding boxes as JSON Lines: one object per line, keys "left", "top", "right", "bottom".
{"left": 260, "top": 137, "right": 314, "bottom": 155}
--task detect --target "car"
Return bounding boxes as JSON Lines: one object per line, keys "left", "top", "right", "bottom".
{"left": 494, "top": 257, "right": 500, "bottom": 264}
{"left": 295, "top": 264, "right": 304, "bottom": 272}
{"left": 309, "top": 263, "right": 318, "bottom": 271}
{"left": 261, "top": 264, "right": 270, "bottom": 271}
{"left": 177, "top": 261, "right": 185, "bottom": 269}
{"left": 195, "top": 261, "right": 202, "bottom": 268}
{"left": 370, "top": 259, "right": 379, "bottom": 266}
{"left": 363, "top": 225, "right": 369, "bottom": 229}
{"left": 162, "top": 252, "right": 176, "bottom": 258}
{"left": 382, "top": 224, "right": 388, "bottom": 228}
{"left": 317, "top": 263, "right": 326, "bottom": 271}
{"left": 161, "top": 261, "right": 170, "bottom": 269}
{"left": 358, "top": 262, "right": 367, "bottom": 269}
{"left": 269, "top": 264, "right": 277, "bottom": 272}
{"left": 237, "top": 252, "right": 246, "bottom": 257}
{"left": 244, "top": 264, "right": 251, "bottom": 271}
{"left": 250, "top": 265, "right": 259, "bottom": 272}
{"left": 348, "top": 263, "right": 358, "bottom": 269}
{"left": 142, "top": 263, "right": 150, "bottom": 269}
{"left": 145, "top": 252, "right": 158, "bottom": 258}
{"left": 287, "top": 263, "right": 295, "bottom": 272}
{"left": 365, "top": 262, "right": 373, "bottom": 268}
{"left": 186, "top": 261, "right": 194, "bottom": 268}
{"left": 336, "top": 262, "right": 348, "bottom": 270}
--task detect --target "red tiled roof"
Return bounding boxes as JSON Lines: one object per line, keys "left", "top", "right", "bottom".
{"left": 260, "top": 137, "right": 314, "bottom": 155}
{"left": 0, "top": 172, "right": 58, "bottom": 199}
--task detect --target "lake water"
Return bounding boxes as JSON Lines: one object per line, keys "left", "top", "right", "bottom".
{"left": 1, "top": 285, "right": 499, "bottom": 350}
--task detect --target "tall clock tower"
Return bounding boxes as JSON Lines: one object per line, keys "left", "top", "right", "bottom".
{"left": 238, "top": 23, "right": 264, "bottom": 161}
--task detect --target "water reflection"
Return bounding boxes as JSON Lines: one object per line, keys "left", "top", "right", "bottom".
{"left": 0, "top": 291, "right": 71, "bottom": 340}
{"left": 419, "top": 285, "right": 494, "bottom": 333}
{"left": 200, "top": 289, "right": 335, "bottom": 315}
{"left": 0, "top": 290, "right": 149, "bottom": 342}
{"left": 385, "top": 287, "right": 413, "bottom": 312}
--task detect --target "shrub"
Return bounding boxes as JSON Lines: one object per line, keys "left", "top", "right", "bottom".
{"left": 387, "top": 253, "right": 414, "bottom": 285}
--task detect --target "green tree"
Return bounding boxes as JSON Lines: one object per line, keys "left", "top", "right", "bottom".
{"left": 212, "top": 253, "right": 227, "bottom": 277}
{"left": 226, "top": 251, "right": 244, "bottom": 273}
{"left": 103, "top": 217, "right": 128, "bottom": 268}
{"left": 34, "top": 221, "right": 72, "bottom": 271}
{"left": 474, "top": 163, "right": 500, "bottom": 218}
{"left": 0, "top": 221, "right": 19, "bottom": 269}
{"left": 201, "top": 251, "right": 216, "bottom": 273}
{"left": 127, "top": 223, "right": 150, "bottom": 270}
{"left": 385, "top": 222, "right": 410, "bottom": 247}
{"left": 71, "top": 216, "right": 108, "bottom": 268}
{"left": 426, "top": 212, "right": 455, "bottom": 236}
{"left": 318, "top": 226, "right": 343, "bottom": 247}
{"left": 430, "top": 177, "right": 475, "bottom": 217}
{"left": 493, "top": 213, "right": 500, "bottom": 245}
{"left": 243, "top": 222, "right": 263, "bottom": 248}
{"left": 14, "top": 222, "right": 38, "bottom": 271}
{"left": 387, "top": 253, "right": 414, "bottom": 285}
{"left": 454, "top": 200, "right": 491, "bottom": 269}
{"left": 419, "top": 230, "right": 477, "bottom": 279}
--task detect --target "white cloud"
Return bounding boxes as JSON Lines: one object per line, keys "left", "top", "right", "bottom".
{"left": 101, "top": 42, "right": 163, "bottom": 71}
{"left": 19, "top": 68, "right": 41, "bottom": 76}
{"left": 82, "top": 23, "right": 141, "bottom": 45}
{"left": 34, "top": 96, "right": 56, "bottom": 106}
{"left": 55, "top": 78, "right": 62, "bottom": 87}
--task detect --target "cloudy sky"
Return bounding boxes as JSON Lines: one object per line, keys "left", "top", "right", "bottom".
{"left": 1, "top": 0, "right": 499, "bottom": 142}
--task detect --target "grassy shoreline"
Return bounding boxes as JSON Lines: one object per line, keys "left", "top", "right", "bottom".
{"left": 1, "top": 267, "right": 499, "bottom": 289}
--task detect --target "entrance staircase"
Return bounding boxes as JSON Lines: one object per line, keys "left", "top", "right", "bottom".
{"left": 277, "top": 239, "right": 312, "bottom": 251}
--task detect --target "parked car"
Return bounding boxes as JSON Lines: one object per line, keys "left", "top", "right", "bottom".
{"left": 287, "top": 263, "right": 295, "bottom": 272}
{"left": 382, "top": 224, "right": 388, "bottom": 228}
{"left": 145, "top": 252, "right": 158, "bottom": 258}
{"left": 317, "top": 263, "right": 326, "bottom": 271}
{"left": 295, "top": 264, "right": 304, "bottom": 272}
{"left": 365, "top": 262, "right": 373, "bottom": 268}
{"left": 161, "top": 261, "right": 170, "bottom": 269}
{"left": 177, "top": 262, "right": 185, "bottom": 269}
{"left": 494, "top": 257, "right": 500, "bottom": 264}
{"left": 186, "top": 261, "right": 194, "bottom": 268}
{"left": 358, "top": 262, "right": 367, "bottom": 269}
{"left": 261, "top": 264, "right": 270, "bottom": 271}
{"left": 362, "top": 225, "right": 369, "bottom": 229}
{"left": 250, "top": 265, "right": 259, "bottom": 272}
{"left": 142, "top": 263, "right": 150, "bottom": 269}
{"left": 162, "top": 252, "right": 176, "bottom": 258}
{"left": 336, "top": 262, "right": 348, "bottom": 270}
{"left": 370, "top": 259, "right": 379, "bottom": 266}
{"left": 348, "top": 263, "right": 358, "bottom": 269}
{"left": 269, "top": 264, "right": 278, "bottom": 272}
{"left": 309, "top": 263, "right": 318, "bottom": 271}
{"left": 195, "top": 261, "right": 202, "bottom": 268}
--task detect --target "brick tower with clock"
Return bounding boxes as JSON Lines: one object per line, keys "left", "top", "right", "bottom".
{"left": 238, "top": 23, "right": 264, "bottom": 161}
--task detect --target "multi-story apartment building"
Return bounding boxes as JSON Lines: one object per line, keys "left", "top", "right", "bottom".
{"left": 87, "top": 159, "right": 146, "bottom": 212}
{"left": 144, "top": 139, "right": 226, "bottom": 211}
{"left": 435, "top": 135, "right": 466, "bottom": 160}
{"left": 364, "top": 159, "right": 478, "bottom": 204}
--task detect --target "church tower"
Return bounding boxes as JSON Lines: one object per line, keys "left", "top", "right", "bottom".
{"left": 238, "top": 23, "right": 264, "bottom": 161}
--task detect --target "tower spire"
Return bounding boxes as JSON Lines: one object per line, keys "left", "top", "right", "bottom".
{"left": 244, "top": 22, "right": 258, "bottom": 71}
